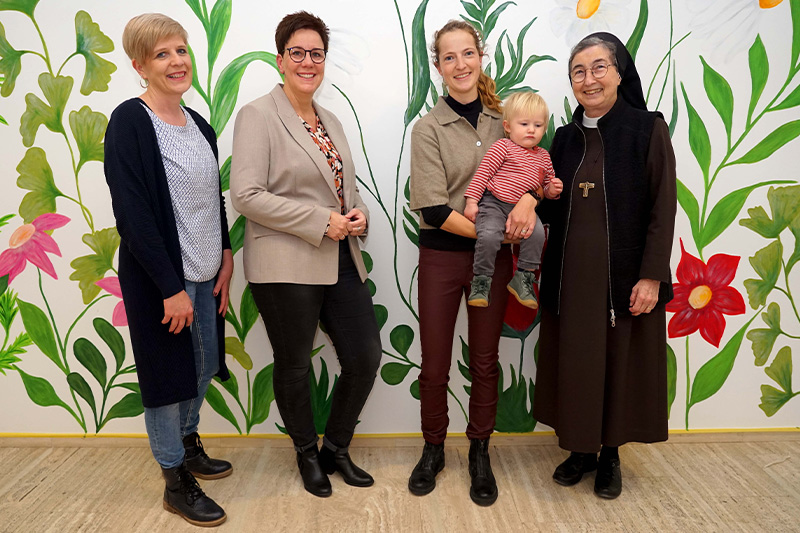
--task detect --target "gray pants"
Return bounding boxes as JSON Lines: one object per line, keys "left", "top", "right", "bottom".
{"left": 474, "top": 192, "right": 545, "bottom": 276}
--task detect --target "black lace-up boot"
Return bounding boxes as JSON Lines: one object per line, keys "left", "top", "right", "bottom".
{"left": 468, "top": 438, "right": 498, "bottom": 506}
{"left": 408, "top": 441, "right": 445, "bottom": 495}
{"left": 183, "top": 432, "right": 232, "bottom": 480}
{"left": 161, "top": 463, "right": 226, "bottom": 527}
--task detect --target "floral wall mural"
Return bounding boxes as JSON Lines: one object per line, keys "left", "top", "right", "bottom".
{"left": 0, "top": 0, "right": 797, "bottom": 435}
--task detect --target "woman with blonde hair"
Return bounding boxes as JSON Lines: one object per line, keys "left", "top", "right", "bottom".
{"left": 104, "top": 13, "right": 232, "bottom": 527}
{"left": 408, "top": 20, "right": 538, "bottom": 506}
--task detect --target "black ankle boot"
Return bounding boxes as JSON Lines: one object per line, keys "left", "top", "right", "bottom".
{"left": 162, "top": 463, "right": 226, "bottom": 527}
{"left": 468, "top": 438, "right": 498, "bottom": 506}
{"left": 183, "top": 432, "right": 233, "bottom": 480}
{"left": 319, "top": 445, "right": 374, "bottom": 487}
{"left": 296, "top": 446, "right": 332, "bottom": 497}
{"left": 553, "top": 452, "right": 598, "bottom": 486}
{"left": 408, "top": 441, "right": 445, "bottom": 496}
{"left": 594, "top": 457, "right": 622, "bottom": 499}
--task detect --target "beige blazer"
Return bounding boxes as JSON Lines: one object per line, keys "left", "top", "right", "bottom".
{"left": 230, "top": 84, "right": 369, "bottom": 284}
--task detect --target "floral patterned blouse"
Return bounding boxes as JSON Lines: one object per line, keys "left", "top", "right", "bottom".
{"left": 301, "top": 115, "right": 345, "bottom": 214}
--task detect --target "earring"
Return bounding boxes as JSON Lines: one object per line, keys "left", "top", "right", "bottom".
{"left": 139, "top": 78, "right": 149, "bottom": 89}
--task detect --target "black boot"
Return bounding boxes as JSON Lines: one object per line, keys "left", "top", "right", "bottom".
{"left": 319, "top": 445, "right": 374, "bottom": 487}
{"left": 553, "top": 452, "right": 598, "bottom": 486}
{"left": 408, "top": 441, "right": 445, "bottom": 496}
{"left": 183, "top": 432, "right": 233, "bottom": 480}
{"left": 296, "top": 446, "right": 332, "bottom": 497}
{"left": 594, "top": 457, "right": 622, "bottom": 499}
{"left": 161, "top": 463, "right": 226, "bottom": 527}
{"left": 468, "top": 438, "right": 498, "bottom": 506}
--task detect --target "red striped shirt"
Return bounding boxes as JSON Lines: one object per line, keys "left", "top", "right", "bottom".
{"left": 464, "top": 138, "right": 556, "bottom": 204}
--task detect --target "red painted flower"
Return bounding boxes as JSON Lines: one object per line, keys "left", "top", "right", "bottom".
{"left": 0, "top": 213, "right": 69, "bottom": 283}
{"left": 95, "top": 276, "right": 128, "bottom": 327}
{"left": 666, "top": 240, "right": 746, "bottom": 347}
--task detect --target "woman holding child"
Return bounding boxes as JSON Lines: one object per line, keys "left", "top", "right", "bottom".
{"left": 408, "top": 20, "right": 539, "bottom": 506}
{"left": 533, "top": 33, "right": 677, "bottom": 499}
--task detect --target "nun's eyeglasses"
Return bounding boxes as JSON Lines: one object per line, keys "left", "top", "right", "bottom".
{"left": 570, "top": 63, "right": 615, "bottom": 83}
{"left": 285, "top": 47, "right": 327, "bottom": 63}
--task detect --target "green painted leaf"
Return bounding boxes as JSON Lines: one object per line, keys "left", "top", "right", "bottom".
{"left": 238, "top": 285, "right": 258, "bottom": 340}
{"left": 229, "top": 214, "right": 245, "bottom": 255}
{"left": 744, "top": 241, "right": 782, "bottom": 309}
{"left": 765, "top": 346, "right": 793, "bottom": 393}
{"left": 102, "top": 392, "right": 144, "bottom": 426}
{"left": 93, "top": 317, "right": 124, "bottom": 372}
{"left": 361, "top": 251, "right": 374, "bottom": 274}
{"left": 0, "top": 332, "right": 29, "bottom": 375}
{"left": 374, "top": 304, "right": 388, "bottom": 330}
{"left": 69, "top": 106, "right": 106, "bottom": 169}
{"left": 460, "top": 1, "right": 481, "bottom": 25}
{"left": 0, "top": 274, "right": 6, "bottom": 297}
{"left": 626, "top": 0, "right": 648, "bottom": 61}
{"left": 676, "top": 179, "right": 701, "bottom": 247}
{"left": 669, "top": 64, "right": 679, "bottom": 137}
{"left": 0, "top": 22, "right": 23, "bottom": 97}
{"left": 73, "top": 337, "right": 107, "bottom": 388}
{"left": 184, "top": 0, "right": 205, "bottom": 22}
{"left": 403, "top": 220, "right": 419, "bottom": 247}
{"left": 186, "top": 44, "right": 208, "bottom": 105}
{"left": 219, "top": 155, "right": 231, "bottom": 192}
{"left": 748, "top": 35, "right": 768, "bottom": 124}
{"left": 0, "top": 114, "right": 7, "bottom": 125}
{"left": 457, "top": 358, "right": 471, "bottom": 382}
{"left": 410, "top": 379, "right": 420, "bottom": 400}
{"left": 681, "top": 83, "right": 711, "bottom": 184}
{"left": 212, "top": 51, "right": 278, "bottom": 134}
{"left": 390, "top": 324, "right": 414, "bottom": 357}
{"left": 494, "top": 365, "right": 536, "bottom": 433}
{"left": 16, "top": 367, "right": 73, "bottom": 413}
{"left": 747, "top": 302, "right": 781, "bottom": 366}
{"left": 17, "top": 299, "right": 62, "bottom": 371}
{"left": 701, "top": 181, "right": 794, "bottom": 250}
{"left": 404, "top": 0, "right": 432, "bottom": 126}
{"left": 367, "top": 279, "right": 377, "bottom": 297}
{"left": 484, "top": 1, "right": 514, "bottom": 39}
{"left": 20, "top": 73, "right": 72, "bottom": 147}
{"left": 0, "top": 214, "right": 14, "bottom": 231}
{"left": 74, "top": 11, "right": 116, "bottom": 95}
{"left": 773, "top": 84, "right": 800, "bottom": 111}
{"left": 787, "top": 215, "right": 800, "bottom": 273}
{"left": 739, "top": 185, "right": 800, "bottom": 238}
{"left": 731, "top": 120, "right": 800, "bottom": 165}
{"left": 67, "top": 372, "right": 96, "bottom": 417}
{"left": 380, "top": 362, "right": 412, "bottom": 385}
{"left": 493, "top": 30, "right": 507, "bottom": 79}
{"left": 700, "top": 56, "right": 734, "bottom": 144}
{"left": 114, "top": 381, "right": 139, "bottom": 393}
{"left": 213, "top": 372, "right": 239, "bottom": 400}
{"left": 0, "top": 0, "right": 39, "bottom": 17}
{"left": 207, "top": 0, "right": 232, "bottom": 69}
{"left": 689, "top": 321, "right": 748, "bottom": 406}
{"left": 69, "top": 228, "right": 120, "bottom": 304}
{"left": 759, "top": 384, "right": 793, "bottom": 416}
{"left": 205, "top": 383, "right": 241, "bottom": 434}
{"left": 309, "top": 358, "right": 336, "bottom": 434}
{"left": 16, "top": 147, "right": 63, "bottom": 223}
{"left": 666, "top": 343, "right": 677, "bottom": 418}
{"left": 791, "top": 0, "right": 800, "bottom": 70}
{"left": 250, "top": 363, "right": 275, "bottom": 428}
{"left": 224, "top": 336, "right": 253, "bottom": 370}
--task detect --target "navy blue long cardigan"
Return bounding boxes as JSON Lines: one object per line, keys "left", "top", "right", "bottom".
{"left": 104, "top": 98, "right": 231, "bottom": 408}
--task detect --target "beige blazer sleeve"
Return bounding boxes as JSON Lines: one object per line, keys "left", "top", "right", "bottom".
{"left": 230, "top": 84, "right": 369, "bottom": 284}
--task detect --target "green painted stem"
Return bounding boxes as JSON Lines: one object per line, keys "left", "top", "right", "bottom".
{"left": 383, "top": 350, "right": 420, "bottom": 369}
{"left": 63, "top": 295, "right": 109, "bottom": 350}
{"left": 60, "top": 131, "right": 95, "bottom": 233}
{"left": 31, "top": 17, "right": 52, "bottom": 74}
{"left": 518, "top": 339, "right": 525, "bottom": 379}
{"left": 56, "top": 52, "right": 79, "bottom": 77}
{"left": 685, "top": 335, "right": 690, "bottom": 431}
{"left": 393, "top": 0, "right": 411, "bottom": 102}
{"left": 448, "top": 385, "right": 468, "bottom": 422}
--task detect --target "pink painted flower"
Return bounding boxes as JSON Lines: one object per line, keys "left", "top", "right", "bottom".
{"left": 0, "top": 213, "right": 69, "bottom": 283}
{"left": 95, "top": 276, "right": 128, "bottom": 327}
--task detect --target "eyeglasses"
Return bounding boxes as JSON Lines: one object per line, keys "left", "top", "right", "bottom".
{"left": 570, "top": 63, "right": 615, "bottom": 83}
{"left": 285, "top": 47, "right": 327, "bottom": 64}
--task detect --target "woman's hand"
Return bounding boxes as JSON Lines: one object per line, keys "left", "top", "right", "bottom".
{"left": 630, "top": 278, "right": 660, "bottom": 316}
{"left": 326, "top": 211, "right": 350, "bottom": 241}
{"left": 345, "top": 208, "right": 367, "bottom": 236}
{"left": 162, "top": 290, "right": 193, "bottom": 334}
{"left": 214, "top": 249, "right": 234, "bottom": 316}
{"left": 506, "top": 193, "right": 538, "bottom": 240}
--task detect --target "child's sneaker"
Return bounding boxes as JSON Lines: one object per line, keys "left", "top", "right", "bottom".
{"left": 507, "top": 270, "right": 538, "bottom": 309}
{"left": 468, "top": 275, "right": 492, "bottom": 307}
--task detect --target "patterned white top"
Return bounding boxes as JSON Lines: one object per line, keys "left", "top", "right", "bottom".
{"left": 143, "top": 104, "right": 222, "bottom": 283}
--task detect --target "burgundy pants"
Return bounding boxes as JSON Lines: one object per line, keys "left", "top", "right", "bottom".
{"left": 417, "top": 245, "right": 513, "bottom": 444}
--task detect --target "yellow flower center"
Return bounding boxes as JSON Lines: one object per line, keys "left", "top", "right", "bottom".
{"left": 576, "top": 0, "right": 601, "bottom": 19}
{"left": 9, "top": 224, "right": 35, "bottom": 249}
{"left": 689, "top": 285, "right": 713, "bottom": 310}
{"left": 759, "top": 0, "right": 783, "bottom": 8}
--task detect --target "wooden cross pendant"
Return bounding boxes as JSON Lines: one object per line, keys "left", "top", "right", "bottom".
{"left": 578, "top": 181, "right": 595, "bottom": 197}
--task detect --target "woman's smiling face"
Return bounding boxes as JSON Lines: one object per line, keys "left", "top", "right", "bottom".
{"left": 570, "top": 44, "right": 621, "bottom": 117}
{"left": 435, "top": 29, "right": 482, "bottom": 103}
{"left": 277, "top": 28, "right": 326, "bottom": 99}
{"left": 134, "top": 35, "right": 193, "bottom": 99}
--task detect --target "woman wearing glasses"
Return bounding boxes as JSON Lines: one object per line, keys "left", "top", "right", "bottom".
{"left": 230, "top": 11, "right": 381, "bottom": 498}
{"left": 533, "top": 33, "right": 677, "bottom": 499}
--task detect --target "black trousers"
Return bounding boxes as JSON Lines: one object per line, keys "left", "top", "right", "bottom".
{"left": 250, "top": 242, "right": 381, "bottom": 451}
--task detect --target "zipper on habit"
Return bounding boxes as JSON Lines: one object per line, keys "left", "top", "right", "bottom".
{"left": 556, "top": 126, "right": 586, "bottom": 315}
{"left": 596, "top": 124, "right": 616, "bottom": 328}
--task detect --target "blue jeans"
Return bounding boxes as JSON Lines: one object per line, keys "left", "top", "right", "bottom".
{"left": 144, "top": 279, "right": 219, "bottom": 469}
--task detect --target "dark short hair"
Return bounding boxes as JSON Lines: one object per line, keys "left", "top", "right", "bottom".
{"left": 275, "top": 11, "right": 329, "bottom": 53}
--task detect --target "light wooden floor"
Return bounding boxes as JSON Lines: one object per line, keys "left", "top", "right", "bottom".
{"left": 1, "top": 436, "right": 799, "bottom": 532}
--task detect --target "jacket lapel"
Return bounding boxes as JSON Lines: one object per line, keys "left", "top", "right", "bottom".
{"left": 316, "top": 106, "right": 355, "bottom": 209}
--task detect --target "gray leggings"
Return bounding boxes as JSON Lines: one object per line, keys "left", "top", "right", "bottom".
{"left": 473, "top": 192, "right": 545, "bottom": 276}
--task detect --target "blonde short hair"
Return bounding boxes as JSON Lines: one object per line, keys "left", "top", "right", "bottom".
{"left": 122, "top": 13, "right": 188, "bottom": 65}
{"left": 503, "top": 92, "right": 549, "bottom": 122}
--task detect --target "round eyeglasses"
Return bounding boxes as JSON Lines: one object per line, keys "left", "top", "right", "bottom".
{"left": 285, "top": 47, "right": 327, "bottom": 64}
{"left": 570, "top": 63, "right": 615, "bottom": 83}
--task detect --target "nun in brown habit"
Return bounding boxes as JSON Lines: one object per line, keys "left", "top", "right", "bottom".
{"left": 533, "top": 32, "right": 677, "bottom": 499}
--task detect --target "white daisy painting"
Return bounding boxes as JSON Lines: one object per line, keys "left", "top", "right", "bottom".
{"left": 550, "top": 0, "right": 632, "bottom": 47}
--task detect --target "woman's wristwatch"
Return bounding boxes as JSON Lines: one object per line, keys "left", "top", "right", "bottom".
{"left": 527, "top": 189, "right": 542, "bottom": 202}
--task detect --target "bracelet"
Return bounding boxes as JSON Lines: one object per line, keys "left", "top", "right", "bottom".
{"left": 527, "top": 189, "right": 542, "bottom": 201}
{"left": 324, "top": 221, "right": 331, "bottom": 236}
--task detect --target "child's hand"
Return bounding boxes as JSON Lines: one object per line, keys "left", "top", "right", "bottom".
{"left": 464, "top": 200, "right": 479, "bottom": 222}
{"left": 547, "top": 178, "right": 563, "bottom": 198}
